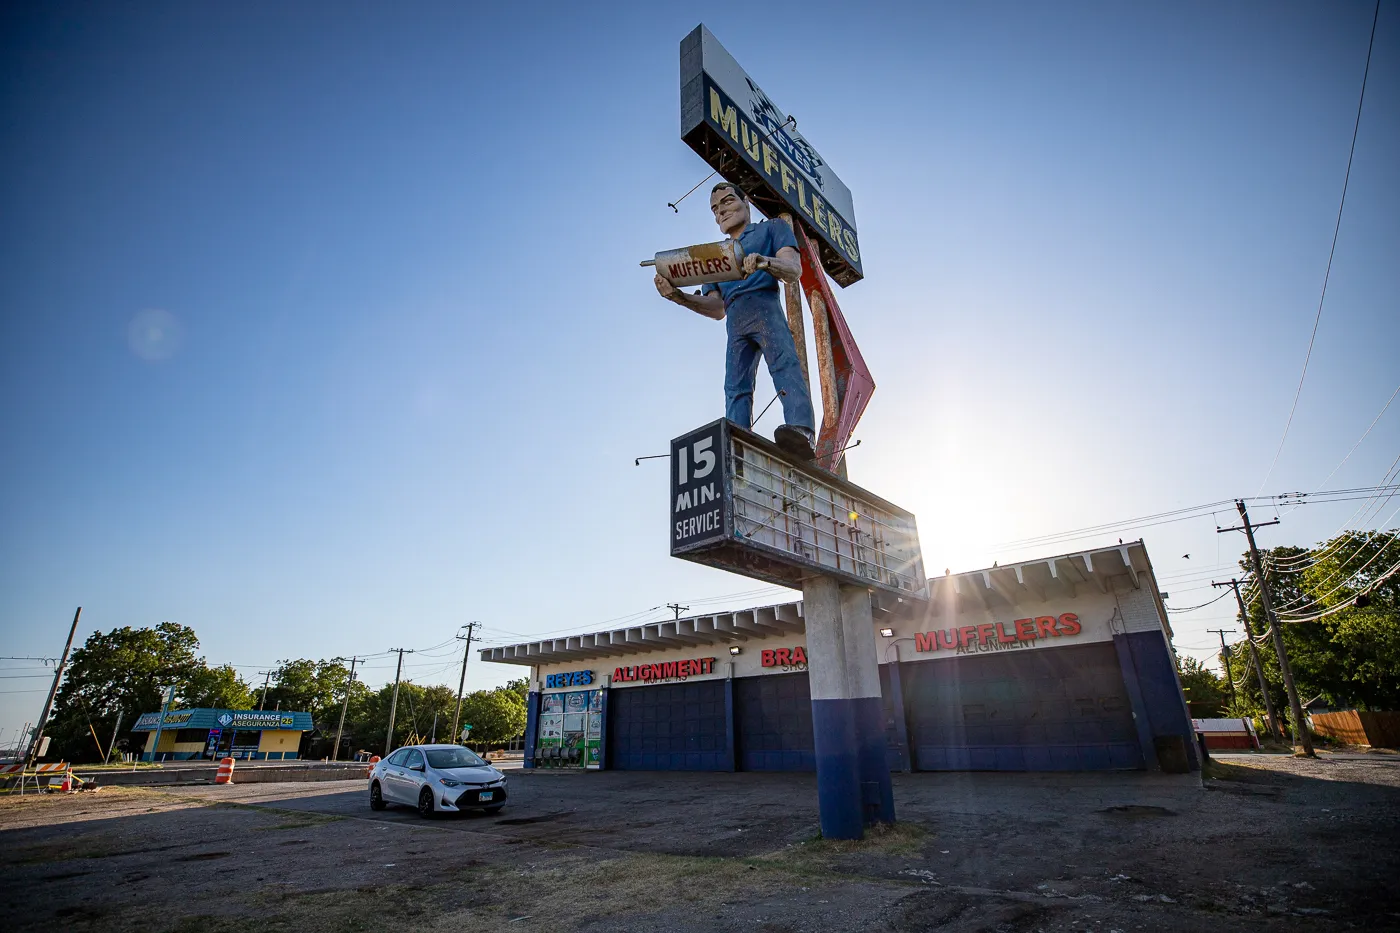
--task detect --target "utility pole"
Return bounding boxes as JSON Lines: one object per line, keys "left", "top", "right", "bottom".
{"left": 667, "top": 603, "right": 689, "bottom": 620}
{"left": 1215, "top": 579, "right": 1283, "bottom": 741}
{"left": 1218, "top": 500, "right": 1314, "bottom": 756}
{"left": 1206, "top": 629, "right": 1237, "bottom": 714}
{"left": 257, "top": 669, "right": 274, "bottom": 710}
{"left": 385, "top": 648, "right": 413, "bottom": 755}
{"left": 25, "top": 607, "right": 82, "bottom": 766}
{"left": 451, "top": 623, "right": 478, "bottom": 743}
{"left": 331, "top": 656, "right": 362, "bottom": 762}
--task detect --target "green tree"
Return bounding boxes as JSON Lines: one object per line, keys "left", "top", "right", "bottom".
{"left": 183, "top": 663, "right": 254, "bottom": 710}
{"left": 458, "top": 687, "right": 527, "bottom": 746}
{"left": 45, "top": 623, "right": 207, "bottom": 762}
{"left": 345, "top": 682, "right": 459, "bottom": 755}
{"left": 1223, "top": 533, "right": 1400, "bottom": 727}
{"left": 1176, "top": 654, "right": 1226, "bottom": 717}
{"left": 264, "top": 658, "right": 356, "bottom": 723}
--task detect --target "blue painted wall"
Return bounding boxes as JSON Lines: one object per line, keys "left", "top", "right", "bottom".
{"left": 733, "top": 671, "right": 815, "bottom": 771}
{"left": 606, "top": 680, "right": 728, "bottom": 771}
{"left": 810, "top": 698, "right": 865, "bottom": 840}
{"left": 522, "top": 690, "right": 540, "bottom": 769}
{"left": 900, "top": 643, "right": 1144, "bottom": 771}
{"left": 1123, "top": 630, "right": 1200, "bottom": 770}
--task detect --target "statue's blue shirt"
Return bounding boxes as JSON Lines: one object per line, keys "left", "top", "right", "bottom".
{"left": 701, "top": 220, "right": 798, "bottom": 313}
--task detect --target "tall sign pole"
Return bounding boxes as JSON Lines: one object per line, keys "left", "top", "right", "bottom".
{"left": 148, "top": 684, "right": 177, "bottom": 763}
{"left": 1218, "top": 501, "right": 1314, "bottom": 755}
{"left": 25, "top": 606, "right": 82, "bottom": 766}
{"left": 662, "top": 25, "right": 926, "bottom": 839}
{"left": 104, "top": 711, "right": 123, "bottom": 765}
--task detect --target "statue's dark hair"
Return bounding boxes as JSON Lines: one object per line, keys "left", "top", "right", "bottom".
{"left": 710, "top": 181, "right": 746, "bottom": 201}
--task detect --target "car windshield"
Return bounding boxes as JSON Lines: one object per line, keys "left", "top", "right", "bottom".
{"left": 425, "top": 747, "right": 487, "bottom": 769}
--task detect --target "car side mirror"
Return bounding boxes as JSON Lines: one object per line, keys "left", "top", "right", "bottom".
{"left": 411, "top": 764, "right": 425, "bottom": 772}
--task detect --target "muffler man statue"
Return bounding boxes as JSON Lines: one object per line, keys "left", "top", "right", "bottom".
{"left": 654, "top": 182, "right": 816, "bottom": 460}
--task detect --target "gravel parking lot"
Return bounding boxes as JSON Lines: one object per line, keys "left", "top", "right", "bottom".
{"left": 1, "top": 752, "right": 1396, "bottom": 932}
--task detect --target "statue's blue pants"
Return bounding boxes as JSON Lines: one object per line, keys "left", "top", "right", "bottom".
{"left": 723, "top": 290, "right": 816, "bottom": 432}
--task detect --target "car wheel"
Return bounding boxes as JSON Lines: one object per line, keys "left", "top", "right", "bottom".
{"left": 417, "top": 786, "right": 435, "bottom": 818}
{"left": 369, "top": 781, "right": 386, "bottom": 811}
{"left": 485, "top": 805, "right": 504, "bottom": 814}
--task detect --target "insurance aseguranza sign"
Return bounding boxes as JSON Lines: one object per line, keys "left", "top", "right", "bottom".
{"left": 680, "top": 25, "right": 862, "bottom": 286}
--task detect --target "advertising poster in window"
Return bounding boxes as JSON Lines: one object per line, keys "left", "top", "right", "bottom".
{"left": 542, "top": 694, "right": 563, "bottom": 713}
{"left": 538, "top": 713, "right": 563, "bottom": 740}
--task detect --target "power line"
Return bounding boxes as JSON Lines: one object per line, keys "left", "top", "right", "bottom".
{"left": 1272, "top": 499, "right": 1400, "bottom": 611}
{"left": 1256, "top": 0, "right": 1382, "bottom": 495}
{"left": 1164, "top": 590, "right": 1233, "bottom": 613}
{"left": 1273, "top": 459, "right": 1400, "bottom": 569}
{"left": 1276, "top": 552, "right": 1400, "bottom": 624}
{"left": 1305, "top": 382, "right": 1400, "bottom": 495}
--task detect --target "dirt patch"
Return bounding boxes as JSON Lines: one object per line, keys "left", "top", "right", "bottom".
{"left": 1, "top": 760, "right": 1397, "bottom": 931}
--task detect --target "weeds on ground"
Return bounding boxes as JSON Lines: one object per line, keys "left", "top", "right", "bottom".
{"left": 244, "top": 849, "right": 818, "bottom": 933}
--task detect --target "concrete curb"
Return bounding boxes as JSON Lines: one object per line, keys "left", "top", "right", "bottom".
{"left": 69, "top": 765, "right": 368, "bottom": 787}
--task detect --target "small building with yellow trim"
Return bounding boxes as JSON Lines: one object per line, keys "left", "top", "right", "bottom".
{"left": 132, "top": 708, "right": 313, "bottom": 761}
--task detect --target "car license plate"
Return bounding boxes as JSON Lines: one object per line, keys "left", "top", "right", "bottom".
{"left": 479, "top": 791, "right": 494, "bottom": 801}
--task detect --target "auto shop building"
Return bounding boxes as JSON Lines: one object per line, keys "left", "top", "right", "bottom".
{"left": 482, "top": 541, "right": 1199, "bottom": 774}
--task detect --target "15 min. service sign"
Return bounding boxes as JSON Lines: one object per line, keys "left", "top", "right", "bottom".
{"left": 671, "top": 419, "right": 730, "bottom": 554}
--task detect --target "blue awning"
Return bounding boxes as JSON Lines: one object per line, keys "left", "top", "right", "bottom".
{"left": 131, "top": 708, "right": 314, "bottom": 732}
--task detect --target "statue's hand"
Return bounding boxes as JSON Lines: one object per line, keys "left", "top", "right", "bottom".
{"left": 654, "top": 273, "right": 680, "bottom": 301}
{"left": 741, "top": 254, "right": 769, "bottom": 277}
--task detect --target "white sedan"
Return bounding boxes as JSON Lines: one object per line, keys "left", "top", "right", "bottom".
{"left": 369, "top": 744, "right": 509, "bottom": 817}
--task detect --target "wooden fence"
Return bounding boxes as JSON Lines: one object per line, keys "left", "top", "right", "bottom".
{"left": 1310, "top": 710, "right": 1400, "bottom": 748}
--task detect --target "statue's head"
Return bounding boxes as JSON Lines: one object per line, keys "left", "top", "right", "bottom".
{"left": 710, "top": 181, "right": 750, "bottom": 237}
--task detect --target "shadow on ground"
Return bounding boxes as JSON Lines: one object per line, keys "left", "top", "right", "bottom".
{"left": 1, "top": 757, "right": 1396, "bottom": 932}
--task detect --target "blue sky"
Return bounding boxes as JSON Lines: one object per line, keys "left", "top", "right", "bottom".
{"left": 1, "top": 2, "right": 1396, "bottom": 738}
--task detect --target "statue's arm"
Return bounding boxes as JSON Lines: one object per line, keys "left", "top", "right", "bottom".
{"left": 765, "top": 246, "right": 802, "bottom": 284}
{"left": 742, "top": 246, "right": 802, "bottom": 284}
{"left": 654, "top": 274, "right": 726, "bottom": 321}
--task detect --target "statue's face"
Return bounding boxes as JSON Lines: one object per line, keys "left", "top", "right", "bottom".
{"left": 710, "top": 187, "right": 750, "bottom": 235}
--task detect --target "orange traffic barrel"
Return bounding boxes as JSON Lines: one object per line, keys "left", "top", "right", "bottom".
{"left": 365, "top": 755, "right": 380, "bottom": 778}
{"left": 214, "top": 757, "right": 235, "bottom": 785}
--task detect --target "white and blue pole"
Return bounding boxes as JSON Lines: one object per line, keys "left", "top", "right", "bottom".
{"left": 841, "top": 584, "right": 896, "bottom": 823}
{"left": 804, "top": 576, "right": 866, "bottom": 839}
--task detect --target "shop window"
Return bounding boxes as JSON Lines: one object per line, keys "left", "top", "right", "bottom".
{"left": 536, "top": 690, "right": 603, "bottom": 767}
{"left": 175, "top": 729, "right": 205, "bottom": 743}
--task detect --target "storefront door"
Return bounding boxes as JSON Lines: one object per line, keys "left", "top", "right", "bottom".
{"left": 901, "top": 642, "right": 1143, "bottom": 771}
{"left": 734, "top": 672, "right": 815, "bottom": 771}
{"left": 607, "top": 680, "right": 727, "bottom": 771}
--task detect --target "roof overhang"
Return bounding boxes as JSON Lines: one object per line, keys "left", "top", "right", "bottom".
{"left": 480, "top": 541, "right": 1160, "bottom": 668}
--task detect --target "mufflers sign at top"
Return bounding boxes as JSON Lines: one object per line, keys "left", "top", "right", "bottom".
{"left": 915, "top": 613, "right": 1083, "bottom": 655}
{"left": 680, "top": 25, "right": 862, "bottom": 285}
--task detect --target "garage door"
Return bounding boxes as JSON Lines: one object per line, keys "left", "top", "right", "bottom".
{"left": 606, "top": 680, "right": 728, "bottom": 771}
{"left": 902, "top": 642, "right": 1143, "bottom": 771}
{"left": 734, "top": 672, "right": 815, "bottom": 771}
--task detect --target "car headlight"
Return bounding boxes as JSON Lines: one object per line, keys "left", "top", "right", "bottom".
{"left": 438, "top": 778, "right": 463, "bottom": 787}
